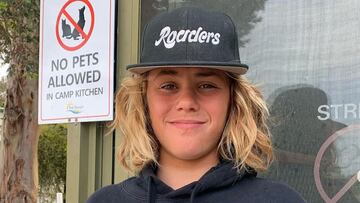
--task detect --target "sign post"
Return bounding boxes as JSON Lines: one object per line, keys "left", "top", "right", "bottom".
{"left": 39, "top": 0, "right": 115, "bottom": 124}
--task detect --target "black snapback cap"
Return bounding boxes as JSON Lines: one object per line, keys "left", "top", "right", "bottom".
{"left": 127, "top": 7, "right": 249, "bottom": 74}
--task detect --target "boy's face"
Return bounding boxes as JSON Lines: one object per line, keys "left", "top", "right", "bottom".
{"left": 146, "top": 67, "right": 230, "bottom": 164}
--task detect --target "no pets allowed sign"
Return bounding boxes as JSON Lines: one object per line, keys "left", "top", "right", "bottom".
{"left": 39, "top": 0, "right": 115, "bottom": 124}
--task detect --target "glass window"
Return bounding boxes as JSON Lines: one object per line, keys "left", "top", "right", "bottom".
{"left": 141, "top": 1, "right": 360, "bottom": 202}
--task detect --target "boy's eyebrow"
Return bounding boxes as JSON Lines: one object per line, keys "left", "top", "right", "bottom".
{"left": 155, "top": 69, "right": 178, "bottom": 77}
{"left": 153, "top": 69, "right": 225, "bottom": 80}
{"left": 195, "top": 70, "right": 221, "bottom": 77}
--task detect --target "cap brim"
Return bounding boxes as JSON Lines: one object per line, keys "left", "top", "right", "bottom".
{"left": 127, "top": 62, "right": 248, "bottom": 75}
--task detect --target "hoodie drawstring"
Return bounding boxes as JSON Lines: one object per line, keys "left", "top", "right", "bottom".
{"left": 147, "top": 176, "right": 156, "bottom": 203}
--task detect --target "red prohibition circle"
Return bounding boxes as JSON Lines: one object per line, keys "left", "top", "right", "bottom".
{"left": 55, "top": 0, "right": 95, "bottom": 51}
{"left": 314, "top": 124, "right": 360, "bottom": 203}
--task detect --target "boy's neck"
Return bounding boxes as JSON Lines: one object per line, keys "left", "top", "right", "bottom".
{"left": 156, "top": 150, "right": 219, "bottom": 190}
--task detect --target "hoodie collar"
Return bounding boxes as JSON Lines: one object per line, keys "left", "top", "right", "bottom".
{"left": 139, "top": 160, "right": 256, "bottom": 201}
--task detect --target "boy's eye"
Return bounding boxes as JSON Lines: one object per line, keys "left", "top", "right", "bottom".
{"left": 160, "top": 83, "right": 177, "bottom": 90}
{"left": 199, "top": 83, "right": 217, "bottom": 89}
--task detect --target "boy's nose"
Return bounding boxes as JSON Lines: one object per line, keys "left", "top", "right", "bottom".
{"left": 175, "top": 87, "right": 200, "bottom": 112}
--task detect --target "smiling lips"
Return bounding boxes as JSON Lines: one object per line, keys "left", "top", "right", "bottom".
{"left": 168, "top": 120, "right": 206, "bottom": 129}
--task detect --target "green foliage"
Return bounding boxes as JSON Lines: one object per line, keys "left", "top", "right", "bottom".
{"left": 38, "top": 124, "right": 67, "bottom": 194}
{"left": 0, "top": 2, "right": 7, "bottom": 10}
{"left": 0, "top": 0, "right": 40, "bottom": 75}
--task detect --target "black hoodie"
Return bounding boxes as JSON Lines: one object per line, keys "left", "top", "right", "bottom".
{"left": 87, "top": 160, "right": 306, "bottom": 203}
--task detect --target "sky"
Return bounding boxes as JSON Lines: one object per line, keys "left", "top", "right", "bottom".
{"left": 0, "top": 60, "right": 8, "bottom": 79}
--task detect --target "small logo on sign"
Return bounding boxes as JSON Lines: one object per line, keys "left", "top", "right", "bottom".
{"left": 66, "top": 102, "right": 83, "bottom": 114}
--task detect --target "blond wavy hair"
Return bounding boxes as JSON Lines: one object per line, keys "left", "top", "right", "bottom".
{"left": 112, "top": 72, "right": 273, "bottom": 173}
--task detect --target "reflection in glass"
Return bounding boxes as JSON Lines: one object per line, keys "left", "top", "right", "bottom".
{"left": 140, "top": 1, "right": 360, "bottom": 202}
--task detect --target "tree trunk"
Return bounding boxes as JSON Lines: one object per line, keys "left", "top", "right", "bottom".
{"left": 0, "top": 70, "right": 39, "bottom": 203}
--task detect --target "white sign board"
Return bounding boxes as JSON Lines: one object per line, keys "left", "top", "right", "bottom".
{"left": 39, "top": 0, "right": 115, "bottom": 124}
